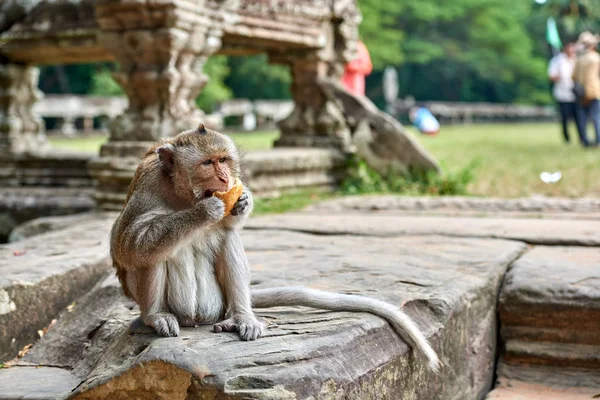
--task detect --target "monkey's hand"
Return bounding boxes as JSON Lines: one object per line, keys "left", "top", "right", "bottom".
{"left": 223, "top": 189, "right": 253, "bottom": 228}
{"left": 230, "top": 191, "right": 250, "bottom": 216}
{"left": 213, "top": 313, "right": 266, "bottom": 341}
{"left": 194, "top": 196, "right": 225, "bottom": 225}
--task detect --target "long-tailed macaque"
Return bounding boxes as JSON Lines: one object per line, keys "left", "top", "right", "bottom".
{"left": 110, "top": 124, "right": 440, "bottom": 371}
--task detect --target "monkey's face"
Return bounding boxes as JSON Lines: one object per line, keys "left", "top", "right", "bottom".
{"left": 155, "top": 125, "right": 240, "bottom": 205}
{"left": 191, "top": 152, "right": 234, "bottom": 199}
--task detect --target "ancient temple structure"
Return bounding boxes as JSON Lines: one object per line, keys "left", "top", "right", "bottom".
{"left": 0, "top": 0, "right": 439, "bottom": 214}
{"left": 0, "top": 0, "right": 361, "bottom": 208}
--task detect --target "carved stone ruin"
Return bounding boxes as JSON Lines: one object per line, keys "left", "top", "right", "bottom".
{"left": 0, "top": 0, "right": 439, "bottom": 212}
{"left": 319, "top": 77, "right": 441, "bottom": 175}
{"left": 0, "top": 64, "right": 46, "bottom": 154}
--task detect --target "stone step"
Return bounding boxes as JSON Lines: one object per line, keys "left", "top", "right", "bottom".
{"left": 502, "top": 325, "right": 600, "bottom": 347}
{"left": 504, "top": 340, "right": 600, "bottom": 369}
{"left": 486, "top": 360, "right": 600, "bottom": 400}
{"left": 0, "top": 213, "right": 114, "bottom": 361}
{"left": 499, "top": 245, "right": 600, "bottom": 370}
{"left": 0, "top": 222, "right": 528, "bottom": 399}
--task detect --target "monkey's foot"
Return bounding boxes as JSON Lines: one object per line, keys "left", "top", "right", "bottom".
{"left": 144, "top": 313, "right": 180, "bottom": 337}
{"left": 213, "top": 315, "right": 266, "bottom": 341}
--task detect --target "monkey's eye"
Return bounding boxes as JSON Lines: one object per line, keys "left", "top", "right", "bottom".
{"left": 202, "top": 159, "right": 212, "bottom": 166}
{"left": 218, "top": 157, "right": 228, "bottom": 163}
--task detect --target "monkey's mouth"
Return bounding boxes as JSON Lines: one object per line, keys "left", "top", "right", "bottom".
{"left": 203, "top": 190, "right": 215, "bottom": 199}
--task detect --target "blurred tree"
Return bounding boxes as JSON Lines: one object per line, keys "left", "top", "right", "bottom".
{"left": 359, "top": 0, "right": 552, "bottom": 104}
{"left": 196, "top": 55, "right": 233, "bottom": 112}
{"left": 90, "top": 66, "right": 123, "bottom": 96}
{"left": 224, "top": 54, "right": 291, "bottom": 100}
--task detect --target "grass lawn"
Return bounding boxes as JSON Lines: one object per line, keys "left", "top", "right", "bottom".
{"left": 414, "top": 123, "right": 600, "bottom": 198}
{"left": 49, "top": 131, "right": 280, "bottom": 153}
{"left": 50, "top": 123, "right": 600, "bottom": 199}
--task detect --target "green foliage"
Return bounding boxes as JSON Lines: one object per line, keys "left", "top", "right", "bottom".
{"left": 252, "top": 189, "right": 336, "bottom": 215}
{"left": 225, "top": 55, "right": 291, "bottom": 100}
{"left": 90, "top": 68, "right": 124, "bottom": 96}
{"left": 196, "top": 56, "right": 233, "bottom": 112}
{"left": 340, "top": 156, "right": 478, "bottom": 196}
{"left": 359, "top": 0, "right": 553, "bottom": 105}
{"left": 38, "top": 64, "right": 104, "bottom": 94}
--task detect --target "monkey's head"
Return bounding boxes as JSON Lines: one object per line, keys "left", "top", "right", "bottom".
{"left": 151, "top": 124, "right": 241, "bottom": 203}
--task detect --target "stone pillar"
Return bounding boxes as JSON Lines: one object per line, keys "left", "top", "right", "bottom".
{"left": 60, "top": 116, "right": 76, "bottom": 137}
{"left": 0, "top": 64, "right": 47, "bottom": 154}
{"left": 272, "top": 0, "right": 361, "bottom": 152}
{"left": 273, "top": 53, "right": 350, "bottom": 150}
{"left": 0, "top": 63, "right": 47, "bottom": 186}
{"left": 89, "top": 0, "right": 224, "bottom": 210}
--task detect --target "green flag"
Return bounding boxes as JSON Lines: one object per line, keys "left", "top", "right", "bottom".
{"left": 546, "top": 17, "right": 562, "bottom": 50}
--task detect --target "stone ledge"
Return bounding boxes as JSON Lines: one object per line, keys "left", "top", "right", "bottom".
{"left": 246, "top": 213, "right": 600, "bottom": 246}
{"left": 306, "top": 195, "right": 600, "bottom": 219}
{"left": 0, "top": 187, "right": 96, "bottom": 242}
{"left": 0, "top": 219, "right": 525, "bottom": 399}
{"left": 0, "top": 214, "right": 115, "bottom": 361}
{"left": 486, "top": 361, "right": 600, "bottom": 400}
{"left": 90, "top": 147, "right": 347, "bottom": 211}
{"left": 9, "top": 151, "right": 94, "bottom": 188}
{"left": 499, "top": 246, "right": 600, "bottom": 370}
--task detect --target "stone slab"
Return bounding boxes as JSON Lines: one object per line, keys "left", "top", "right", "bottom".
{"left": 8, "top": 212, "right": 118, "bottom": 242}
{"left": 247, "top": 213, "right": 600, "bottom": 246}
{"left": 486, "top": 361, "right": 600, "bottom": 400}
{"left": 0, "top": 366, "right": 80, "bottom": 400}
{"left": 306, "top": 195, "right": 600, "bottom": 219}
{"left": 0, "top": 187, "right": 95, "bottom": 242}
{"left": 0, "top": 226, "right": 525, "bottom": 399}
{"left": 499, "top": 246, "right": 600, "bottom": 368}
{"left": 0, "top": 214, "right": 114, "bottom": 361}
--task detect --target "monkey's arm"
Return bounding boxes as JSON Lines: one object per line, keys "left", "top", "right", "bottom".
{"left": 222, "top": 186, "right": 253, "bottom": 229}
{"left": 214, "top": 230, "right": 265, "bottom": 340}
{"left": 114, "top": 197, "right": 225, "bottom": 267}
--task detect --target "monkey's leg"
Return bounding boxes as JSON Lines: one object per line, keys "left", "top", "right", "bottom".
{"left": 214, "top": 230, "right": 265, "bottom": 340}
{"left": 131, "top": 263, "right": 180, "bottom": 337}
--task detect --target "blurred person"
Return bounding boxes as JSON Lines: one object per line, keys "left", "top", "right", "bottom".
{"left": 409, "top": 105, "right": 440, "bottom": 136}
{"left": 341, "top": 41, "right": 372, "bottom": 96}
{"left": 548, "top": 41, "right": 578, "bottom": 143}
{"left": 572, "top": 31, "right": 600, "bottom": 147}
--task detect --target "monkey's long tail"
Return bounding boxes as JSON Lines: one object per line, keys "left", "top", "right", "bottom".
{"left": 251, "top": 286, "right": 440, "bottom": 372}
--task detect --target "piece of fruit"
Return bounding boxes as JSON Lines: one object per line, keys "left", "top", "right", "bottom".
{"left": 213, "top": 178, "right": 243, "bottom": 216}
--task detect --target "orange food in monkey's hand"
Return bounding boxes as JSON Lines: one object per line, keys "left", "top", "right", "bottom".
{"left": 214, "top": 178, "right": 243, "bottom": 216}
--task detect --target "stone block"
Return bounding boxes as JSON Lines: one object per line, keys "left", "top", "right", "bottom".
{"left": 0, "top": 215, "right": 114, "bottom": 361}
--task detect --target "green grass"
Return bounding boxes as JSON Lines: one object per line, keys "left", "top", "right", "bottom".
{"left": 252, "top": 189, "right": 337, "bottom": 215}
{"left": 49, "top": 131, "right": 279, "bottom": 153}
{"left": 49, "top": 123, "right": 600, "bottom": 199}
{"left": 413, "top": 123, "right": 600, "bottom": 198}
{"left": 49, "top": 135, "right": 109, "bottom": 152}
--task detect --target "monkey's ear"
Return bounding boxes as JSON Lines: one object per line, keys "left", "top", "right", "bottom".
{"left": 197, "top": 124, "right": 207, "bottom": 135}
{"left": 156, "top": 144, "right": 175, "bottom": 174}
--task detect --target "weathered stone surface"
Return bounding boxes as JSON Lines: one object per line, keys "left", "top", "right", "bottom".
{"left": 306, "top": 195, "right": 600, "bottom": 219}
{"left": 90, "top": 146, "right": 347, "bottom": 211}
{"left": 0, "top": 63, "right": 47, "bottom": 154}
{"left": 499, "top": 246, "right": 600, "bottom": 368}
{"left": 0, "top": 214, "right": 114, "bottom": 361}
{"left": 8, "top": 212, "right": 109, "bottom": 242}
{"left": 486, "top": 361, "right": 600, "bottom": 400}
{"left": 0, "top": 187, "right": 95, "bottom": 242}
{"left": 247, "top": 213, "right": 600, "bottom": 246}
{"left": 0, "top": 366, "right": 80, "bottom": 400}
{"left": 318, "top": 78, "right": 440, "bottom": 174}
{"left": 0, "top": 221, "right": 525, "bottom": 399}
{"left": 0, "top": 150, "right": 93, "bottom": 189}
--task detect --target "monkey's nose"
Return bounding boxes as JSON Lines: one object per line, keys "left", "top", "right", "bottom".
{"left": 219, "top": 177, "right": 228, "bottom": 184}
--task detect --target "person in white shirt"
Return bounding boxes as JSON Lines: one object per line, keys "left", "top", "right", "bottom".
{"left": 548, "top": 41, "right": 580, "bottom": 144}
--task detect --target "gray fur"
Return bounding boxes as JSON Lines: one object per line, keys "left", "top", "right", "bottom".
{"left": 110, "top": 127, "right": 440, "bottom": 372}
